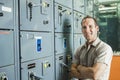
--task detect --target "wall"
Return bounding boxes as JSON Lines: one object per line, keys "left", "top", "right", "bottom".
{"left": 109, "top": 56, "right": 120, "bottom": 80}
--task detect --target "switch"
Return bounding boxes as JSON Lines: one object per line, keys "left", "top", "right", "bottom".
{"left": 1, "top": 75, "right": 8, "bottom": 80}
{"left": 42, "top": 61, "right": 51, "bottom": 76}
{"left": 42, "top": 2, "right": 49, "bottom": 8}
{"left": 29, "top": 72, "right": 43, "bottom": 80}
{"left": 28, "top": 2, "right": 33, "bottom": 21}
{"left": 63, "top": 38, "right": 67, "bottom": 48}
{"left": 0, "top": 72, "right": 8, "bottom": 80}
{"left": 41, "top": 0, "right": 50, "bottom": 14}
{"left": 35, "top": 37, "right": 42, "bottom": 52}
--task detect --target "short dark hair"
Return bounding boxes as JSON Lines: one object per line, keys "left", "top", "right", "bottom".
{"left": 81, "top": 15, "right": 98, "bottom": 26}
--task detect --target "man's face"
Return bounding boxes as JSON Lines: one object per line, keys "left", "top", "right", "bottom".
{"left": 81, "top": 18, "right": 99, "bottom": 43}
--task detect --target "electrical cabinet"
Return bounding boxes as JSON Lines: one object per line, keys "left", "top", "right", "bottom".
{"left": 55, "top": 53, "right": 72, "bottom": 80}
{"left": 20, "top": 31, "right": 53, "bottom": 62}
{"left": 86, "top": 0, "right": 94, "bottom": 16}
{"left": 0, "top": 0, "right": 88, "bottom": 80}
{"left": 73, "top": 0, "right": 85, "bottom": 13}
{"left": 20, "top": 0, "right": 53, "bottom": 31}
{"left": 0, "top": 30, "right": 14, "bottom": 67}
{"left": 74, "top": 34, "right": 86, "bottom": 52}
{"left": 0, "top": 65, "right": 15, "bottom": 80}
{"left": 54, "top": 0, "right": 72, "bottom": 8}
{"left": 55, "top": 33, "right": 73, "bottom": 55}
{"left": 54, "top": 3, "right": 73, "bottom": 33}
{"left": 0, "top": 0, "right": 13, "bottom": 29}
{"left": 73, "top": 11, "right": 85, "bottom": 33}
{"left": 21, "top": 56, "right": 54, "bottom": 80}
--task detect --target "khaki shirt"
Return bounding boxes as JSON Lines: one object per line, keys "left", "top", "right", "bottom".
{"left": 72, "top": 38, "right": 113, "bottom": 80}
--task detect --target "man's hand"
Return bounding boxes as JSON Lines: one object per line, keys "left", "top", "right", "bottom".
{"left": 77, "top": 65, "right": 83, "bottom": 72}
{"left": 77, "top": 65, "right": 94, "bottom": 79}
{"left": 69, "top": 65, "right": 81, "bottom": 79}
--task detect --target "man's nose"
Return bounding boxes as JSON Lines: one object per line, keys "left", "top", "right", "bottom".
{"left": 84, "top": 26, "right": 90, "bottom": 32}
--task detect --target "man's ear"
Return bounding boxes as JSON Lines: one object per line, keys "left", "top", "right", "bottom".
{"left": 96, "top": 26, "right": 99, "bottom": 31}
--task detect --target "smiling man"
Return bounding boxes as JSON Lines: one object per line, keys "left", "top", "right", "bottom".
{"left": 70, "top": 15, "right": 113, "bottom": 80}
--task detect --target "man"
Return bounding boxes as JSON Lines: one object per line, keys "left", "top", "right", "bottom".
{"left": 70, "top": 15, "right": 113, "bottom": 80}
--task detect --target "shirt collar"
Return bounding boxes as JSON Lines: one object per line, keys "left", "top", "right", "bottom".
{"left": 92, "top": 38, "right": 101, "bottom": 47}
{"left": 84, "top": 37, "right": 101, "bottom": 48}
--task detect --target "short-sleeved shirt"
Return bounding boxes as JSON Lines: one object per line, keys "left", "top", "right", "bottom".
{"left": 72, "top": 38, "right": 113, "bottom": 80}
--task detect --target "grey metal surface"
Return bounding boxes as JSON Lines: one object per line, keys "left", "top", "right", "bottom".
{"left": 54, "top": 3, "right": 73, "bottom": 33}
{"left": 54, "top": 0, "right": 72, "bottom": 8}
{"left": 86, "top": 0, "right": 94, "bottom": 16}
{"left": 73, "top": 0, "right": 85, "bottom": 13}
{"left": 0, "top": 65, "right": 15, "bottom": 80}
{"left": 55, "top": 53, "right": 72, "bottom": 80}
{"left": 21, "top": 56, "right": 55, "bottom": 80}
{"left": 55, "top": 33, "right": 73, "bottom": 55}
{"left": 0, "top": 0, "right": 13, "bottom": 29}
{"left": 20, "top": 31, "right": 53, "bottom": 62}
{"left": 20, "top": 0, "right": 53, "bottom": 31}
{"left": 73, "top": 34, "right": 86, "bottom": 53}
{"left": 0, "top": 0, "right": 88, "bottom": 80}
{"left": 0, "top": 30, "right": 14, "bottom": 67}
{"left": 73, "top": 11, "right": 85, "bottom": 34}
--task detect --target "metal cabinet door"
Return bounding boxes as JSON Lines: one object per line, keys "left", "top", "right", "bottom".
{"left": 20, "top": 0, "right": 53, "bottom": 31}
{"left": 0, "top": 65, "right": 15, "bottom": 80}
{"left": 54, "top": 0, "right": 72, "bottom": 8}
{"left": 20, "top": 31, "right": 53, "bottom": 62}
{"left": 73, "top": 11, "right": 84, "bottom": 34}
{"left": 55, "top": 54, "right": 69, "bottom": 80}
{"left": 0, "top": 30, "right": 14, "bottom": 67}
{"left": 74, "top": 34, "right": 86, "bottom": 52}
{"left": 55, "top": 3, "right": 73, "bottom": 33}
{"left": 86, "top": 0, "right": 94, "bottom": 16}
{"left": 0, "top": 0, "right": 13, "bottom": 29}
{"left": 55, "top": 33, "right": 73, "bottom": 55}
{"left": 73, "top": 0, "right": 85, "bottom": 13}
{"left": 21, "top": 56, "right": 54, "bottom": 80}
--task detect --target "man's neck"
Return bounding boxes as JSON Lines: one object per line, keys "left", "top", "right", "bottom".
{"left": 87, "top": 37, "right": 97, "bottom": 45}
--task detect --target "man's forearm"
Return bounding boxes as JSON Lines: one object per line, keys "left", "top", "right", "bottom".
{"left": 70, "top": 68, "right": 82, "bottom": 79}
{"left": 70, "top": 64, "right": 82, "bottom": 79}
{"left": 77, "top": 65, "right": 94, "bottom": 79}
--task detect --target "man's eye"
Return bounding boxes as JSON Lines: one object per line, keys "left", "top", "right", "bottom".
{"left": 89, "top": 25, "right": 94, "bottom": 29}
{"left": 82, "top": 26, "right": 86, "bottom": 29}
